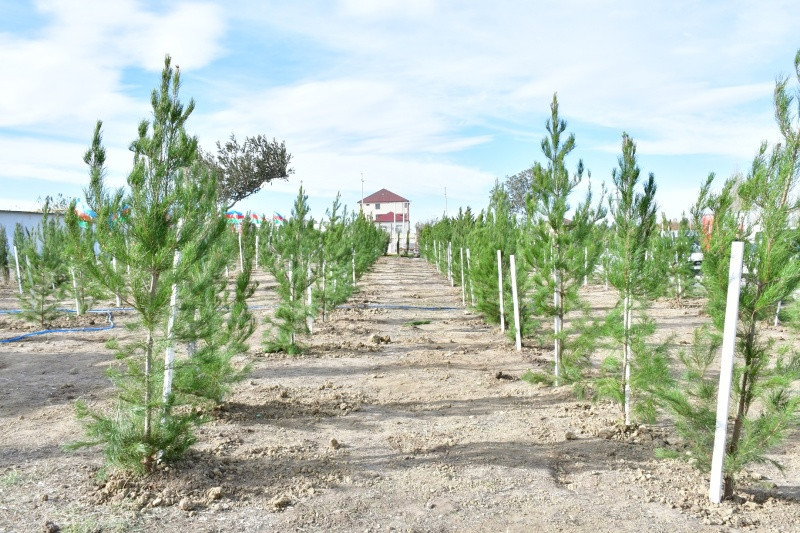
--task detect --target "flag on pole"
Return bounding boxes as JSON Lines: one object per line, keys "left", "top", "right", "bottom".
{"left": 273, "top": 211, "right": 286, "bottom": 225}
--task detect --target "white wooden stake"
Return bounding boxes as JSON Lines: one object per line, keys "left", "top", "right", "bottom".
{"left": 497, "top": 249, "right": 505, "bottom": 333}
{"left": 71, "top": 267, "right": 81, "bottom": 315}
{"left": 162, "top": 248, "right": 182, "bottom": 407}
{"left": 307, "top": 262, "right": 314, "bottom": 334}
{"left": 623, "top": 294, "right": 631, "bottom": 425}
{"left": 24, "top": 255, "right": 33, "bottom": 295}
{"left": 289, "top": 267, "right": 295, "bottom": 346}
{"left": 255, "top": 235, "right": 260, "bottom": 270}
{"left": 466, "top": 248, "right": 475, "bottom": 307}
{"left": 448, "top": 242, "right": 453, "bottom": 286}
{"left": 709, "top": 241, "right": 744, "bottom": 504}
{"left": 774, "top": 300, "right": 782, "bottom": 327}
{"left": 352, "top": 247, "right": 356, "bottom": 285}
{"left": 460, "top": 247, "right": 465, "bottom": 306}
{"left": 112, "top": 257, "right": 121, "bottom": 307}
{"left": 510, "top": 255, "right": 522, "bottom": 351}
{"left": 676, "top": 251, "right": 682, "bottom": 302}
{"left": 321, "top": 259, "right": 327, "bottom": 322}
{"left": 238, "top": 229, "right": 244, "bottom": 272}
{"left": 554, "top": 269, "right": 562, "bottom": 385}
{"left": 13, "top": 245, "right": 22, "bottom": 295}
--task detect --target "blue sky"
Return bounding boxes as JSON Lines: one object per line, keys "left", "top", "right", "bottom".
{"left": 1, "top": 0, "right": 799, "bottom": 226}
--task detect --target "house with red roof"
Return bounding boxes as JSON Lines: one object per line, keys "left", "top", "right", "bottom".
{"left": 357, "top": 188, "right": 414, "bottom": 252}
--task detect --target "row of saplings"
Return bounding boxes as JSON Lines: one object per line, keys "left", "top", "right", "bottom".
{"left": 419, "top": 49, "right": 800, "bottom": 501}
{"left": 0, "top": 57, "right": 389, "bottom": 475}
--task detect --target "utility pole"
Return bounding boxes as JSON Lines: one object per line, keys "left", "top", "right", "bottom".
{"left": 444, "top": 187, "right": 448, "bottom": 218}
{"left": 360, "top": 173, "right": 365, "bottom": 213}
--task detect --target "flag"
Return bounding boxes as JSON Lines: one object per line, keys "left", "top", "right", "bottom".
{"left": 273, "top": 211, "right": 286, "bottom": 225}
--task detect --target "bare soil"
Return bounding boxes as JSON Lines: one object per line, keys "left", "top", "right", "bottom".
{"left": 0, "top": 257, "right": 798, "bottom": 532}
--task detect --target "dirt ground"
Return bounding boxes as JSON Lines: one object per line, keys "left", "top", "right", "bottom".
{"left": 0, "top": 256, "right": 798, "bottom": 532}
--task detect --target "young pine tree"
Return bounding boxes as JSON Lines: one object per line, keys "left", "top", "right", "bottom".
{"left": 524, "top": 94, "right": 606, "bottom": 385}
{"left": 662, "top": 50, "right": 800, "bottom": 499}
{"left": 262, "top": 186, "right": 320, "bottom": 354}
{"left": 315, "top": 194, "right": 353, "bottom": 320}
{"left": 597, "top": 133, "right": 671, "bottom": 425}
{"left": 16, "top": 200, "right": 68, "bottom": 327}
{"left": 350, "top": 210, "right": 389, "bottom": 278}
{"left": 173, "top": 211, "right": 256, "bottom": 404}
{"left": 67, "top": 56, "right": 247, "bottom": 473}
{"left": 652, "top": 213, "right": 697, "bottom": 305}
{"left": 63, "top": 122, "right": 114, "bottom": 315}
{"left": 469, "top": 184, "right": 531, "bottom": 339}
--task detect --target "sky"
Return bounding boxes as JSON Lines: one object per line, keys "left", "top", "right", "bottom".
{"left": 1, "top": 0, "right": 799, "bottom": 227}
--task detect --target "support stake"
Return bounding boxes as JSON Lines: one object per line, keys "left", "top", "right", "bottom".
{"left": 709, "top": 241, "right": 744, "bottom": 504}
{"left": 510, "top": 255, "right": 522, "bottom": 351}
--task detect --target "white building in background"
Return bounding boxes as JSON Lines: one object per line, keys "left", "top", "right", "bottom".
{"left": 0, "top": 205, "right": 64, "bottom": 249}
{"left": 357, "top": 189, "right": 416, "bottom": 253}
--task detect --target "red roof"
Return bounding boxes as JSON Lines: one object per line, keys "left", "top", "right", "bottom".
{"left": 374, "top": 212, "right": 408, "bottom": 223}
{"left": 359, "top": 188, "right": 409, "bottom": 204}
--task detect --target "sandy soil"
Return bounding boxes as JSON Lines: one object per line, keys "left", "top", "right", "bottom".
{"left": 0, "top": 257, "right": 798, "bottom": 532}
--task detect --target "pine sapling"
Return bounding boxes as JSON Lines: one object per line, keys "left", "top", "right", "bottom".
{"left": 662, "top": 50, "right": 800, "bottom": 498}
{"left": 523, "top": 93, "right": 606, "bottom": 385}
{"left": 16, "top": 200, "right": 68, "bottom": 328}
{"left": 597, "top": 133, "right": 672, "bottom": 425}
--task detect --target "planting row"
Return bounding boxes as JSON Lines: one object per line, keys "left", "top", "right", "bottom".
{"left": 417, "top": 49, "right": 800, "bottom": 501}
{"left": 0, "top": 56, "right": 389, "bottom": 476}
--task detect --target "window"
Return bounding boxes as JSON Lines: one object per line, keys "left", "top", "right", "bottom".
{"left": 375, "top": 203, "right": 380, "bottom": 209}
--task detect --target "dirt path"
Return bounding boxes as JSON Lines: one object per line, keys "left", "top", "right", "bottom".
{"left": 0, "top": 256, "right": 798, "bottom": 532}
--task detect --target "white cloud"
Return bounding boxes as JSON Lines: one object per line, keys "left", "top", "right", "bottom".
{"left": 3, "top": 0, "right": 800, "bottom": 224}
{"left": 0, "top": 0, "right": 226, "bottom": 130}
